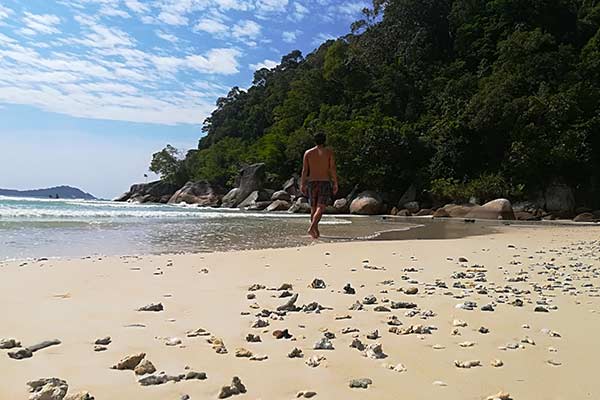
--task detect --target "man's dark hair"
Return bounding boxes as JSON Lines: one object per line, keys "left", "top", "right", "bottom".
{"left": 314, "top": 132, "right": 326, "bottom": 146}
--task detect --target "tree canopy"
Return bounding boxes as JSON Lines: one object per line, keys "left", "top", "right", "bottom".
{"left": 152, "top": 0, "right": 600, "bottom": 206}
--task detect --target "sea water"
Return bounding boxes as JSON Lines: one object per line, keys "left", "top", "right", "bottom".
{"left": 0, "top": 196, "right": 495, "bottom": 260}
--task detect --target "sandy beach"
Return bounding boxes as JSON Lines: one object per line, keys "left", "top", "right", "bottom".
{"left": 2, "top": 224, "right": 600, "bottom": 400}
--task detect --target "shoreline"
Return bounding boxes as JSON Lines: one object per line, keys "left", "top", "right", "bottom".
{"left": 2, "top": 224, "right": 600, "bottom": 399}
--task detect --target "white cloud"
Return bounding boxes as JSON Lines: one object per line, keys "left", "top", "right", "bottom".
{"left": 21, "top": 12, "right": 61, "bottom": 35}
{"left": 256, "top": 0, "right": 289, "bottom": 13}
{"left": 124, "top": 0, "right": 150, "bottom": 13}
{"left": 194, "top": 18, "right": 229, "bottom": 35}
{"left": 72, "top": 15, "right": 135, "bottom": 48}
{"left": 99, "top": 5, "right": 131, "bottom": 18}
{"left": 186, "top": 48, "right": 241, "bottom": 74}
{"left": 231, "top": 20, "right": 262, "bottom": 40}
{"left": 282, "top": 30, "right": 300, "bottom": 43}
{"left": 291, "top": 2, "right": 308, "bottom": 21}
{"left": 249, "top": 58, "right": 278, "bottom": 70}
{"left": 0, "top": 4, "right": 13, "bottom": 20}
{"left": 158, "top": 11, "right": 188, "bottom": 25}
{"left": 155, "top": 30, "right": 178, "bottom": 43}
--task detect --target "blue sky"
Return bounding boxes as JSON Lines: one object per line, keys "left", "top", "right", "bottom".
{"left": 0, "top": 0, "right": 367, "bottom": 199}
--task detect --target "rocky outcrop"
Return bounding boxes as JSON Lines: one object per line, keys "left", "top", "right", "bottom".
{"left": 266, "top": 200, "right": 291, "bottom": 212}
{"left": 221, "top": 164, "right": 266, "bottom": 207}
{"left": 115, "top": 181, "right": 179, "bottom": 204}
{"left": 573, "top": 212, "right": 597, "bottom": 222}
{"left": 433, "top": 204, "right": 476, "bottom": 218}
{"left": 332, "top": 198, "right": 349, "bottom": 213}
{"left": 238, "top": 190, "right": 273, "bottom": 209}
{"left": 350, "top": 191, "right": 384, "bottom": 215}
{"left": 167, "top": 181, "right": 225, "bottom": 206}
{"left": 398, "top": 185, "right": 417, "bottom": 207}
{"left": 433, "top": 199, "right": 515, "bottom": 220}
{"left": 271, "top": 190, "right": 292, "bottom": 202}
{"left": 282, "top": 176, "right": 300, "bottom": 198}
{"left": 464, "top": 198, "right": 515, "bottom": 220}
{"left": 288, "top": 197, "right": 311, "bottom": 213}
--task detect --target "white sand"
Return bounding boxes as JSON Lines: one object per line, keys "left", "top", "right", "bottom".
{"left": 1, "top": 224, "right": 600, "bottom": 399}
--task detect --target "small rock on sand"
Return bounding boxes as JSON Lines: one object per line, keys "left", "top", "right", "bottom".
{"left": 218, "top": 377, "right": 246, "bottom": 398}
{"left": 94, "top": 337, "right": 111, "bottom": 346}
{"left": 0, "top": 338, "right": 21, "bottom": 349}
{"left": 349, "top": 378, "right": 372, "bottom": 389}
{"left": 64, "top": 391, "right": 95, "bottom": 400}
{"left": 296, "top": 391, "right": 317, "bottom": 398}
{"left": 134, "top": 359, "right": 156, "bottom": 375}
{"left": 27, "top": 378, "right": 69, "bottom": 400}
{"left": 137, "top": 303, "right": 163, "bottom": 312}
{"left": 111, "top": 353, "right": 146, "bottom": 370}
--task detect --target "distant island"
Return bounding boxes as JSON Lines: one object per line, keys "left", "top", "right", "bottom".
{"left": 0, "top": 186, "right": 96, "bottom": 200}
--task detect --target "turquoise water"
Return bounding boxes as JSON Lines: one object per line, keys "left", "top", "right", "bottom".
{"left": 0, "top": 196, "right": 395, "bottom": 260}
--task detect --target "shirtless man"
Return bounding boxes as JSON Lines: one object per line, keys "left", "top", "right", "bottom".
{"left": 300, "top": 132, "right": 338, "bottom": 239}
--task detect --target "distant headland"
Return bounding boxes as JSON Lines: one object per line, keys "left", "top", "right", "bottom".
{"left": 0, "top": 186, "right": 96, "bottom": 200}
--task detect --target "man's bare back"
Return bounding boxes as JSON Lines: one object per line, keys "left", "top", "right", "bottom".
{"left": 304, "top": 146, "right": 334, "bottom": 182}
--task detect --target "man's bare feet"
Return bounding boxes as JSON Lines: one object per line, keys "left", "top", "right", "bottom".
{"left": 308, "top": 227, "right": 318, "bottom": 239}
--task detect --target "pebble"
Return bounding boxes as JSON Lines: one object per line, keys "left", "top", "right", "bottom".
{"left": 111, "top": 353, "right": 146, "bottom": 370}
{"left": 94, "top": 337, "right": 111, "bottom": 346}
{"left": 313, "top": 337, "right": 334, "bottom": 350}
{"left": 246, "top": 334, "right": 261, "bottom": 342}
{"left": 288, "top": 347, "right": 303, "bottom": 358}
{"left": 27, "top": 378, "right": 68, "bottom": 400}
{"left": 491, "top": 359, "right": 504, "bottom": 367}
{"left": 134, "top": 359, "right": 156, "bottom": 376}
{"left": 0, "top": 338, "right": 21, "bottom": 349}
{"left": 218, "top": 377, "right": 247, "bottom": 399}
{"left": 349, "top": 378, "right": 372, "bottom": 389}
{"left": 310, "top": 278, "right": 326, "bottom": 289}
{"left": 305, "top": 355, "right": 325, "bottom": 367}
{"left": 454, "top": 359, "right": 481, "bottom": 368}
{"left": 137, "top": 303, "right": 163, "bottom": 312}
{"left": 296, "top": 391, "right": 317, "bottom": 398}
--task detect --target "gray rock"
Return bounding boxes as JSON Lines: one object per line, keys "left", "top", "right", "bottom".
{"left": 313, "top": 337, "right": 334, "bottom": 350}
{"left": 138, "top": 373, "right": 185, "bottom": 386}
{"left": 94, "top": 337, "right": 111, "bottom": 346}
{"left": 115, "top": 180, "right": 179, "bottom": 204}
{"left": 27, "top": 378, "right": 68, "bottom": 400}
{"left": 8, "top": 348, "right": 33, "bottom": 360}
{"left": 403, "top": 201, "right": 420, "bottom": 213}
{"left": 271, "top": 190, "right": 292, "bottom": 202}
{"left": 218, "top": 377, "right": 247, "bottom": 398}
{"left": 134, "top": 359, "right": 156, "bottom": 375}
{"left": 64, "top": 392, "right": 95, "bottom": 400}
{"left": 349, "top": 378, "right": 372, "bottom": 389}
{"left": 185, "top": 371, "right": 207, "bottom": 380}
{"left": 238, "top": 190, "right": 272, "bottom": 209}
{"left": 266, "top": 200, "right": 291, "bottom": 212}
{"left": 221, "top": 163, "right": 266, "bottom": 208}
{"left": 137, "top": 303, "right": 163, "bottom": 312}
{"left": 310, "top": 278, "right": 326, "bottom": 289}
{"left": 111, "top": 353, "right": 146, "bottom": 370}
{"left": 0, "top": 338, "right": 21, "bottom": 349}
{"left": 350, "top": 191, "right": 384, "bottom": 215}
{"left": 168, "top": 181, "right": 225, "bottom": 206}
{"left": 277, "top": 293, "right": 300, "bottom": 312}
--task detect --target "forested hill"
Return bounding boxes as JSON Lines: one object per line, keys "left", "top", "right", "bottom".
{"left": 152, "top": 0, "right": 600, "bottom": 207}
{"left": 0, "top": 186, "right": 96, "bottom": 200}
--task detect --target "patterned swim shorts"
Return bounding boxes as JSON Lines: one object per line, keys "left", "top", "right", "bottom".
{"left": 307, "top": 181, "right": 332, "bottom": 207}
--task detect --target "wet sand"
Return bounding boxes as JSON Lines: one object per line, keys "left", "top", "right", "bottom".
{"left": 1, "top": 224, "right": 600, "bottom": 399}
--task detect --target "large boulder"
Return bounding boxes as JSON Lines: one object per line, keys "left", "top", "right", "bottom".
{"left": 115, "top": 181, "right": 179, "bottom": 204}
{"left": 168, "top": 181, "right": 225, "bottom": 207}
{"left": 246, "top": 201, "right": 272, "bottom": 211}
{"left": 573, "top": 212, "right": 596, "bottom": 222}
{"left": 415, "top": 209, "right": 434, "bottom": 216}
{"left": 403, "top": 201, "right": 420, "bottom": 214}
{"left": 288, "top": 197, "right": 311, "bottom": 214}
{"left": 398, "top": 185, "right": 417, "bottom": 206}
{"left": 434, "top": 204, "right": 476, "bottom": 218}
{"left": 282, "top": 176, "right": 300, "bottom": 197}
{"left": 271, "top": 190, "right": 292, "bottom": 202}
{"left": 464, "top": 198, "right": 515, "bottom": 220}
{"left": 544, "top": 184, "right": 575, "bottom": 213}
{"left": 238, "top": 190, "right": 272, "bottom": 209}
{"left": 221, "top": 163, "right": 266, "bottom": 207}
{"left": 332, "top": 198, "right": 349, "bottom": 214}
{"left": 350, "top": 191, "right": 384, "bottom": 215}
{"left": 266, "top": 200, "right": 291, "bottom": 212}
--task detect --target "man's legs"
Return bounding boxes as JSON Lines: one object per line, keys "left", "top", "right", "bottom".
{"left": 309, "top": 203, "right": 326, "bottom": 239}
